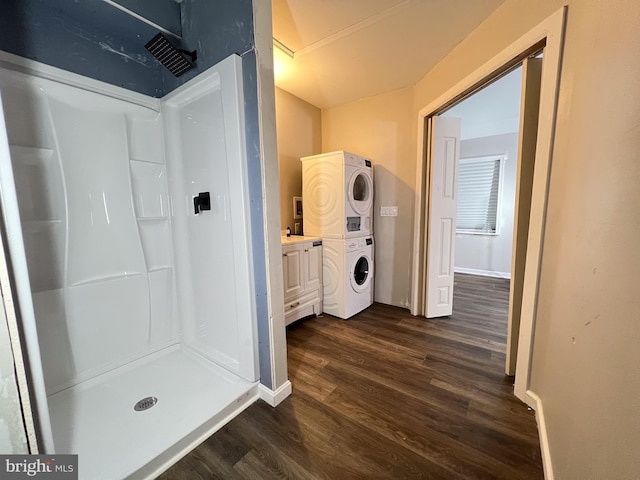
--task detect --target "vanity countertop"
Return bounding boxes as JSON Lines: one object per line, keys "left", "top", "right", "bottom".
{"left": 281, "top": 235, "right": 321, "bottom": 245}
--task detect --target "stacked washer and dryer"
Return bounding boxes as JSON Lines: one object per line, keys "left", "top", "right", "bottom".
{"left": 301, "top": 151, "right": 375, "bottom": 319}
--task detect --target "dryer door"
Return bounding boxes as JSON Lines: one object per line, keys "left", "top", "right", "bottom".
{"left": 350, "top": 253, "right": 372, "bottom": 293}
{"left": 347, "top": 169, "right": 373, "bottom": 215}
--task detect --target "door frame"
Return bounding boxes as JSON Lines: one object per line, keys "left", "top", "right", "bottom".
{"left": 410, "top": 7, "right": 566, "bottom": 406}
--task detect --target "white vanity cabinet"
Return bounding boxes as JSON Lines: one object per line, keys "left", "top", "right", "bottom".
{"left": 281, "top": 236, "right": 323, "bottom": 326}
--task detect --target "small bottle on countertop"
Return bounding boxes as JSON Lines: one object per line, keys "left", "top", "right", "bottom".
{"left": 286, "top": 226, "right": 291, "bottom": 237}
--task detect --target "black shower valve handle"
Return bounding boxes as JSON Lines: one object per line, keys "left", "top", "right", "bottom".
{"left": 194, "top": 192, "right": 211, "bottom": 215}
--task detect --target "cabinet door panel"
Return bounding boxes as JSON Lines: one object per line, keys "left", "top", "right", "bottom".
{"left": 304, "top": 243, "right": 322, "bottom": 291}
{"left": 282, "top": 245, "right": 303, "bottom": 299}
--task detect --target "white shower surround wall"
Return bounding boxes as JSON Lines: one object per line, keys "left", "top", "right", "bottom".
{"left": 0, "top": 53, "right": 260, "bottom": 478}
{"left": 162, "top": 72, "right": 259, "bottom": 380}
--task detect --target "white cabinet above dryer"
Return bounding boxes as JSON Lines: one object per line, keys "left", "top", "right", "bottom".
{"left": 281, "top": 236, "right": 323, "bottom": 326}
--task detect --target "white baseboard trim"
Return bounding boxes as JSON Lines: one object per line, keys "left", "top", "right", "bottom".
{"left": 527, "top": 390, "right": 554, "bottom": 480}
{"left": 259, "top": 380, "right": 292, "bottom": 407}
{"left": 454, "top": 267, "right": 511, "bottom": 279}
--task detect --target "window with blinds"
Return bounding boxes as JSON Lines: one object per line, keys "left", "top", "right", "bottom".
{"left": 456, "top": 155, "right": 502, "bottom": 234}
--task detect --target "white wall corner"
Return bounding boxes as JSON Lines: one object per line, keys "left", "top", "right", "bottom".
{"left": 527, "top": 390, "right": 554, "bottom": 480}
{"left": 259, "top": 380, "right": 292, "bottom": 407}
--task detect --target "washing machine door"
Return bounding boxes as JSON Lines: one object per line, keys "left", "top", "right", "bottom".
{"left": 350, "top": 253, "right": 372, "bottom": 293}
{"left": 347, "top": 169, "right": 373, "bottom": 216}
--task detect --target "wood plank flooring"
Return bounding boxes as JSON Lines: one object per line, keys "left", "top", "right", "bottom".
{"left": 159, "top": 274, "right": 543, "bottom": 479}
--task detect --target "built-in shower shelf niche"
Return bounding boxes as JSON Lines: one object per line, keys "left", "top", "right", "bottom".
{"left": 69, "top": 272, "right": 144, "bottom": 288}
{"left": 137, "top": 216, "right": 168, "bottom": 221}
{"left": 149, "top": 266, "right": 172, "bottom": 273}
{"left": 21, "top": 219, "right": 61, "bottom": 233}
{"left": 9, "top": 145, "right": 53, "bottom": 164}
{"left": 22, "top": 226, "right": 64, "bottom": 293}
{"left": 127, "top": 115, "right": 164, "bottom": 165}
{"left": 130, "top": 160, "right": 169, "bottom": 218}
{"left": 136, "top": 216, "right": 173, "bottom": 272}
{"left": 9, "top": 144, "right": 65, "bottom": 292}
{"left": 148, "top": 268, "right": 177, "bottom": 346}
{"left": 2, "top": 78, "right": 55, "bottom": 148}
{"left": 129, "top": 148, "right": 174, "bottom": 274}
{"left": 9, "top": 145, "right": 61, "bottom": 222}
{"left": 127, "top": 115, "right": 176, "bottom": 345}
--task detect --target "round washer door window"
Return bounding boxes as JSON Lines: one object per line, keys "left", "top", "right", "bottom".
{"left": 348, "top": 171, "right": 373, "bottom": 215}
{"left": 350, "top": 254, "right": 372, "bottom": 292}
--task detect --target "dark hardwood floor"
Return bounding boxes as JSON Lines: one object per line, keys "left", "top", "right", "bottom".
{"left": 159, "top": 274, "right": 543, "bottom": 479}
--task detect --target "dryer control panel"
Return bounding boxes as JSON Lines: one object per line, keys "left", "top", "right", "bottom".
{"left": 344, "top": 152, "right": 372, "bottom": 169}
{"left": 345, "top": 236, "right": 373, "bottom": 252}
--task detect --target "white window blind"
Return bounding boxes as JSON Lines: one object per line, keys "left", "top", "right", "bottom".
{"left": 456, "top": 155, "right": 502, "bottom": 233}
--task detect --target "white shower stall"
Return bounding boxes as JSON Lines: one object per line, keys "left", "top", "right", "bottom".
{"left": 0, "top": 53, "right": 260, "bottom": 479}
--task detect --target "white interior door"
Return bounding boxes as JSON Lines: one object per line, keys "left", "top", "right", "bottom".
{"left": 425, "top": 116, "right": 461, "bottom": 318}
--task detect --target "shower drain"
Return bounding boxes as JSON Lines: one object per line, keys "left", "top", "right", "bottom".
{"left": 134, "top": 396, "right": 158, "bottom": 412}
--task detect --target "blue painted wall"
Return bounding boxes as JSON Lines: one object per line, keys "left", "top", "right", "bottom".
{"left": 112, "top": 0, "right": 182, "bottom": 37}
{"left": 165, "top": 0, "right": 254, "bottom": 92}
{"left": 0, "top": 0, "right": 273, "bottom": 388}
{"left": 0, "top": 0, "right": 169, "bottom": 96}
{"left": 0, "top": 0, "right": 255, "bottom": 98}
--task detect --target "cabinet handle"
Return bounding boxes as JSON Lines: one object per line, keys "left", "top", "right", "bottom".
{"left": 290, "top": 301, "right": 300, "bottom": 308}
{"left": 282, "top": 253, "right": 288, "bottom": 257}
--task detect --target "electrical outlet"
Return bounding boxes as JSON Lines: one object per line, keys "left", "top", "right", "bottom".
{"left": 294, "top": 223, "right": 301, "bottom": 235}
{"left": 380, "top": 206, "right": 398, "bottom": 217}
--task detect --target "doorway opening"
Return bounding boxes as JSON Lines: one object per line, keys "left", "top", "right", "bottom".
{"left": 410, "top": 8, "right": 565, "bottom": 406}
{"left": 433, "top": 64, "right": 526, "bottom": 380}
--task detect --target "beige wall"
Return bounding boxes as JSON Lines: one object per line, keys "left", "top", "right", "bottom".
{"left": 456, "top": 133, "right": 519, "bottom": 276}
{"left": 413, "top": 0, "right": 640, "bottom": 477}
{"left": 275, "top": 87, "right": 322, "bottom": 234}
{"left": 322, "top": 87, "right": 415, "bottom": 307}
{"left": 284, "top": 2, "right": 640, "bottom": 474}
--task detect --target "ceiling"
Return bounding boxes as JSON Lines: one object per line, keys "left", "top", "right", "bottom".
{"left": 271, "top": 0, "right": 505, "bottom": 109}
{"left": 442, "top": 66, "right": 522, "bottom": 140}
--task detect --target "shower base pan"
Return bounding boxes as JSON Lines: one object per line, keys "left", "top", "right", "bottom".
{"left": 47, "top": 345, "right": 259, "bottom": 479}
